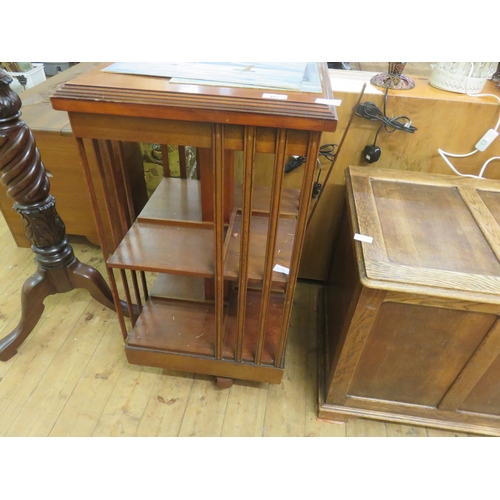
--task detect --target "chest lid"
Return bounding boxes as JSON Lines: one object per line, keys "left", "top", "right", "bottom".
{"left": 346, "top": 166, "right": 500, "bottom": 304}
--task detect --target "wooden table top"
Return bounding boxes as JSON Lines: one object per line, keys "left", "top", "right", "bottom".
{"left": 51, "top": 63, "right": 338, "bottom": 132}
{"left": 18, "top": 62, "right": 101, "bottom": 136}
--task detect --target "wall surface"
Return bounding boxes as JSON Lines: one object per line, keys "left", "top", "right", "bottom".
{"left": 299, "top": 70, "right": 500, "bottom": 280}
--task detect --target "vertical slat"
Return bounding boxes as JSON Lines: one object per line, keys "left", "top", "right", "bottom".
{"left": 197, "top": 146, "right": 215, "bottom": 301}
{"left": 256, "top": 129, "right": 287, "bottom": 365}
{"left": 120, "top": 270, "right": 138, "bottom": 325}
{"left": 112, "top": 141, "right": 136, "bottom": 225}
{"left": 179, "top": 146, "right": 187, "bottom": 178}
{"left": 103, "top": 140, "right": 130, "bottom": 239}
{"left": 76, "top": 138, "right": 128, "bottom": 339}
{"left": 213, "top": 124, "right": 225, "bottom": 359}
{"left": 140, "top": 271, "right": 149, "bottom": 300}
{"left": 236, "top": 126, "right": 256, "bottom": 362}
{"left": 160, "top": 144, "right": 170, "bottom": 177}
{"left": 192, "top": 147, "right": 199, "bottom": 180}
{"left": 92, "top": 139, "right": 136, "bottom": 324}
{"left": 275, "top": 131, "right": 322, "bottom": 367}
{"left": 91, "top": 140, "right": 123, "bottom": 251}
{"left": 197, "top": 147, "right": 214, "bottom": 222}
{"left": 130, "top": 271, "right": 143, "bottom": 313}
{"left": 224, "top": 150, "right": 235, "bottom": 223}
{"left": 110, "top": 142, "right": 144, "bottom": 314}
{"left": 102, "top": 141, "right": 139, "bottom": 320}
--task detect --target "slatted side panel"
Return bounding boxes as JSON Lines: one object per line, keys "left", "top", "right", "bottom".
{"left": 109, "top": 141, "right": 147, "bottom": 313}
{"left": 276, "top": 131, "right": 322, "bottom": 367}
{"left": 75, "top": 138, "right": 128, "bottom": 338}
{"left": 85, "top": 139, "right": 152, "bottom": 329}
{"left": 161, "top": 145, "right": 198, "bottom": 179}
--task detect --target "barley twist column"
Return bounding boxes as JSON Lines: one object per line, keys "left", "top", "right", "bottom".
{"left": 0, "top": 69, "right": 118, "bottom": 361}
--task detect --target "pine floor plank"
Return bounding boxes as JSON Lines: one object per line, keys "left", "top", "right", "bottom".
{"left": 0, "top": 213, "right": 484, "bottom": 437}
{"left": 135, "top": 369, "right": 195, "bottom": 437}
{"left": 0, "top": 292, "right": 61, "bottom": 380}
{"left": 0, "top": 241, "right": 102, "bottom": 381}
{"left": 426, "top": 428, "right": 470, "bottom": 437}
{"left": 346, "top": 418, "right": 388, "bottom": 437}
{"left": 0, "top": 216, "right": 11, "bottom": 239}
{"left": 0, "top": 260, "right": 45, "bottom": 337}
{"left": 0, "top": 288, "right": 92, "bottom": 435}
{"left": 263, "top": 285, "right": 309, "bottom": 436}
{"left": 386, "top": 423, "right": 428, "bottom": 437}
{"left": 305, "top": 284, "right": 346, "bottom": 437}
{"left": 220, "top": 381, "right": 269, "bottom": 437}
{"left": 6, "top": 299, "right": 116, "bottom": 436}
{"left": 0, "top": 244, "right": 40, "bottom": 341}
{"left": 91, "top": 363, "right": 160, "bottom": 437}
{"left": 178, "top": 374, "right": 230, "bottom": 437}
{"left": 48, "top": 319, "right": 127, "bottom": 437}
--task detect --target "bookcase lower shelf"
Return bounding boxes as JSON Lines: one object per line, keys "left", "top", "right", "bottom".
{"left": 124, "top": 284, "right": 286, "bottom": 384}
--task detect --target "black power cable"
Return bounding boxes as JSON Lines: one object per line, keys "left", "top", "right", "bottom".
{"left": 355, "top": 85, "right": 417, "bottom": 134}
{"left": 284, "top": 143, "right": 339, "bottom": 174}
{"left": 356, "top": 84, "right": 417, "bottom": 163}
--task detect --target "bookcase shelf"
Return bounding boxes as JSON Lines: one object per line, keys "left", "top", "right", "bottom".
{"left": 150, "top": 274, "right": 208, "bottom": 303}
{"left": 127, "top": 300, "right": 217, "bottom": 357}
{"left": 108, "top": 181, "right": 297, "bottom": 286}
{"left": 127, "top": 286, "right": 284, "bottom": 366}
{"left": 107, "top": 221, "right": 214, "bottom": 277}
{"left": 224, "top": 213, "right": 296, "bottom": 284}
{"left": 137, "top": 177, "right": 205, "bottom": 226}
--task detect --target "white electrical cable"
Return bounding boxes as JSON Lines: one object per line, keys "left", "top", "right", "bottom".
{"left": 438, "top": 63, "right": 500, "bottom": 179}
{"left": 438, "top": 148, "right": 482, "bottom": 179}
{"left": 478, "top": 156, "right": 500, "bottom": 178}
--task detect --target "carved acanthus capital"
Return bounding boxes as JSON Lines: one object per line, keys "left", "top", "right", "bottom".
{"left": 15, "top": 195, "right": 66, "bottom": 248}
{"left": 0, "top": 70, "right": 22, "bottom": 120}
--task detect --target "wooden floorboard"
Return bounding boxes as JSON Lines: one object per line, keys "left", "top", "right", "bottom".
{"left": 0, "top": 213, "right": 478, "bottom": 437}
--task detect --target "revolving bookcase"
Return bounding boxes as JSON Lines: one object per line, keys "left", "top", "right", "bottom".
{"left": 51, "top": 63, "right": 337, "bottom": 386}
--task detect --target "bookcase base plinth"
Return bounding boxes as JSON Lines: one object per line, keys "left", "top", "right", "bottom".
{"left": 125, "top": 345, "right": 284, "bottom": 385}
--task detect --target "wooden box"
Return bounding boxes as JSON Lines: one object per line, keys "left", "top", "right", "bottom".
{"left": 320, "top": 166, "right": 500, "bottom": 436}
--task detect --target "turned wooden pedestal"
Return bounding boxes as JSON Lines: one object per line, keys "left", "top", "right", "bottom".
{"left": 0, "top": 63, "right": 147, "bottom": 250}
{"left": 0, "top": 69, "right": 120, "bottom": 360}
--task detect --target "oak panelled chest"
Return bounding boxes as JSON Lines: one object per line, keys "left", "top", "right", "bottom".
{"left": 320, "top": 166, "right": 500, "bottom": 436}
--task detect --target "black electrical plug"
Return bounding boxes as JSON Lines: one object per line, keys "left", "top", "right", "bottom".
{"left": 312, "top": 182, "right": 322, "bottom": 198}
{"left": 285, "top": 156, "right": 306, "bottom": 173}
{"left": 363, "top": 145, "right": 381, "bottom": 163}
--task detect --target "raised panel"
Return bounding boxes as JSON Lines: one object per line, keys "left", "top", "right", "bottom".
{"left": 348, "top": 302, "right": 496, "bottom": 407}
{"left": 459, "top": 354, "right": 500, "bottom": 416}
{"left": 371, "top": 180, "right": 500, "bottom": 276}
{"left": 478, "top": 190, "right": 500, "bottom": 226}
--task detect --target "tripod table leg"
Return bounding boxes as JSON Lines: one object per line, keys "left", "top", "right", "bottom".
{"left": 0, "top": 269, "right": 56, "bottom": 361}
